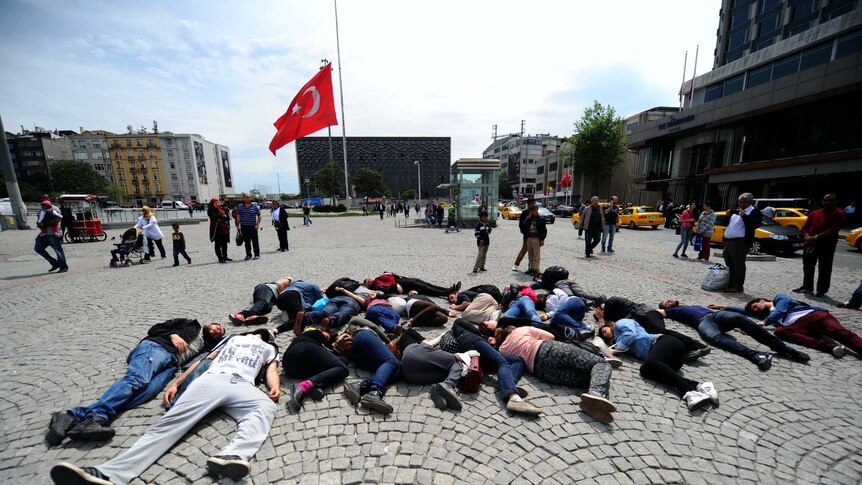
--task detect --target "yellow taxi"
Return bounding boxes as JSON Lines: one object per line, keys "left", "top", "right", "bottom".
{"left": 501, "top": 204, "right": 522, "bottom": 220}
{"left": 710, "top": 212, "right": 805, "bottom": 254}
{"left": 771, "top": 207, "right": 809, "bottom": 230}
{"left": 619, "top": 206, "right": 664, "bottom": 229}
{"left": 847, "top": 227, "right": 862, "bottom": 250}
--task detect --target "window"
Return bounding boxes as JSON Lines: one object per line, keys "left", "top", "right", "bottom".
{"left": 170, "top": 162, "right": 175, "bottom": 169}
{"left": 149, "top": 149, "right": 155, "bottom": 157}
{"left": 126, "top": 140, "right": 131, "bottom": 146}
{"left": 729, "top": 29, "right": 749, "bottom": 51}
{"left": 755, "top": 37, "right": 776, "bottom": 51}
{"left": 171, "top": 173, "right": 178, "bottom": 181}
{"left": 748, "top": 63, "right": 773, "bottom": 87}
{"left": 92, "top": 142, "right": 101, "bottom": 149}
{"left": 800, "top": 42, "right": 833, "bottom": 69}
{"left": 155, "top": 185, "right": 161, "bottom": 193}
{"left": 791, "top": 0, "right": 816, "bottom": 21}
{"left": 705, "top": 83, "right": 724, "bottom": 102}
{"left": 136, "top": 139, "right": 141, "bottom": 147}
{"left": 836, "top": 29, "right": 862, "bottom": 58}
{"left": 167, "top": 149, "right": 174, "bottom": 157}
{"left": 183, "top": 149, "right": 190, "bottom": 159}
{"left": 151, "top": 161, "right": 158, "bottom": 169}
{"left": 128, "top": 149, "right": 134, "bottom": 158}
{"left": 116, "top": 161, "right": 122, "bottom": 169}
{"left": 153, "top": 173, "right": 159, "bottom": 180}
{"left": 759, "top": 0, "right": 781, "bottom": 14}
{"left": 92, "top": 151, "right": 103, "bottom": 159}
{"left": 74, "top": 152, "right": 88, "bottom": 160}
{"left": 772, "top": 53, "right": 801, "bottom": 79}
{"left": 758, "top": 13, "right": 781, "bottom": 37}
{"left": 138, "top": 150, "right": 144, "bottom": 158}
{"left": 731, "top": 6, "right": 751, "bottom": 28}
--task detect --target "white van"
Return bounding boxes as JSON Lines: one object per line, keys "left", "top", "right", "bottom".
{"left": 161, "top": 200, "right": 189, "bottom": 210}
{"left": 0, "top": 198, "right": 14, "bottom": 216}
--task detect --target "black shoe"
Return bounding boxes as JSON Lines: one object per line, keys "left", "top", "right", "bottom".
{"left": 683, "top": 347, "right": 712, "bottom": 363}
{"left": 359, "top": 390, "right": 393, "bottom": 414}
{"left": 206, "top": 455, "right": 251, "bottom": 480}
{"left": 781, "top": 348, "right": 810, "bottom": 363}
{"left": 67, "top": 418, "right": 115, "bottom": 441}
{"left": 244, "top": 256, "right": 252, "bottom": 261}
{"left": 45, "top": 411, "right": 76, "bottom": 447}
{"left": 814, "top": 292, "right": 826, "bottom": 298}
{"left": 343, "top": 382, "right": 361, "bottom": 405}
{"left": 837, "top": 302, "right": 860, "bottom": 309}
{"left": 430, "top": 383, "right": 462, "bottom": 411}
{"left": 224, "top": 258, "right": 233, "bottom": 262}
{"left": 252, "top": 255, "right": 260, "bottom": 260}
{"left": 792, "top": 286, "right": 812, "bottom": 294}
{"left": 756, "top": 354, "right": 773, "bottom": 371}
{"left": 287, "top": 383, "right": 305, "bottom": 413}
{"left": 172, "top": 263, "right": 179, "bottom": 267}
{"left": 50, "top": 462, "right": 113, "bottom": 485}
{"left": 454, "top": 281, "right": 462, "bottom": 292}
{"left": 308, "top": 387, "right": 324, "bottom": 401}
{"left": 48, "top": 264, "right": 60, "bottom": 272}
{"left": 57, "top": 268, "right": 69, "bottom": 273}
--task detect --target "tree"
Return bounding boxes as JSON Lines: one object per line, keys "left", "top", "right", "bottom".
{"left": 400, "top": 188, "right": 415, "bottom": 199}
{"left": 569, "top": 101, "right": 627, "bottom": 187}
{"left": 49, "top": 160, "right": 110, "bottom": 195}
{"left": 352, "top": 168, "right": 389, "bottom": 198}
{"left": 313, "top": 160, "right": 345, "bottom": 199}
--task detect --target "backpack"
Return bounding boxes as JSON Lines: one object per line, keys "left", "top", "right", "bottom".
{"left": 465, "top": 284, "right": 502, "bottom": 303}
{"left": 325, "top": 277, "right": 361, "bottom": 298}
{"left": 537, "top": 266, "right": 569, "bottom": 287}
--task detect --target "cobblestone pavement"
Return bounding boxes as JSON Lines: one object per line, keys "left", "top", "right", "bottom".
{"left": 1, "top": 213, "right": 860, "bottom": 485}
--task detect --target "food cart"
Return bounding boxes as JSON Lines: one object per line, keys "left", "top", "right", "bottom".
{"left": 58, "top": 194, "right": 107, "bottom": 243}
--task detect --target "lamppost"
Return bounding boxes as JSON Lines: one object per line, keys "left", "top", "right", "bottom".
{"left": 414, "top": 160, "right": 421, "bottom": 202}
{"left": 276, "top": 172, "right": 281, "bottom": 196}
{"left": 304, "top": 178, "right": 311, "bottom": 200}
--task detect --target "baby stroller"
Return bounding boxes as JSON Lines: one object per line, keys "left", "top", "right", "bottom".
{"left": 110, "top": 227, "right": 146, "bottom": 267}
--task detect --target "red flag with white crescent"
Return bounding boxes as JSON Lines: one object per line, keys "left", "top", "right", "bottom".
{"left": 269, "top": 63, "right": 338, "bottom": 155}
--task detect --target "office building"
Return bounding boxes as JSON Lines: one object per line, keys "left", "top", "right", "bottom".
{"left": 482, "top": 133, "right": 563, "bottom": 199}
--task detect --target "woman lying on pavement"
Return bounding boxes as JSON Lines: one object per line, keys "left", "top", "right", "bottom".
{"left": 450, "top": 318, "right": 543, "bottom": 416}
{"left": 334, "top": 325, "right": 399, "bottom": 414}
{"left": 387, "top": 328, "right": 465, "bottom": 411}
{"left": 283, "top": 326, "right": 349, "bottom": 413}
{"left": 535, "top": 291, "right": 593, "bottom": 336}
{"left": 290, "top": 286, "right": 363, "bottom": 335}
{"left": 404, "top": 293, "right": 457, "bottom": 328}
{"left": 364, "top": 273, "right": 461, "bottom": 298}
{"left": 494, "top": 325, "right": 617, "bottom": 424}
{"left": 599, "top": 319, "right": 719, "bottom": 411}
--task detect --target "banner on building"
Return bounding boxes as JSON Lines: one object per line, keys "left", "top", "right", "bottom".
{"left": 220, "top": 150, "right": 232, "bottom": 188}
{"left": 194, "top": 141, "right": 207, "bottom": 185}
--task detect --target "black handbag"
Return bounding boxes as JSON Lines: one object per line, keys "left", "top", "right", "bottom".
{"left": 235, "top": 231, "right": 243, "bottom": 246}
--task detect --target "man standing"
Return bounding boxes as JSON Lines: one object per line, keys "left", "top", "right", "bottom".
{"left": 794, "top": 193, "right": 845, "bottom": 298}
{"left": 233, "top": 193, "right": 261, "bottom": 260}
{"left": 35, "top": 200, "right": 69, "bottom": 273}
{"left": 519, "top": 204, "right": 547, "bottom": 276}
{"left": 601, "top": 196, "right": 620, "bottom": 253}
{"left": 302, "top": 203, "right": 313, "bottom": 226}
{"left": 511, "top": 198, "right": 538, "bottom": 271}
{"left": 59, "top": 201, "right": 74, "bottom": 237}
{"left": 722, "top": 192, "right": 762, "bottom": 292}
{"left": 44, "top": 319, "right": 225, "bottom": 446}
{"left": 579, "top": 196, "right": 604, "bottom": 258}
{"left": 272, "top": 200, "right": 290, "bottom": 252}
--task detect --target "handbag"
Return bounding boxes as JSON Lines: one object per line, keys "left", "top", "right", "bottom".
{"left": 460, "top": 355, "right": 483, "bottom": 393}
{"left": 701, "top": 263, "right": 730, "bottom": 291}
{"left": 438, "top": 331, "right": 459, "bottom": 354}
{"left": 235, "top": 231, "right": 243, "bottom": 246}
{"left": 693, "top": 234, "right": 703, "bottom": 251}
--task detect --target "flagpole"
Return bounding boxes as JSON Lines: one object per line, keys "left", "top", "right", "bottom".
{"left": 334, "top": 0, "right": 350, "bottom": 206}
{"left": 679, "top": 50, "right": 688, "bottom": 109}
{"left": 688, "top": 45, "right": 699, "bottom": 109}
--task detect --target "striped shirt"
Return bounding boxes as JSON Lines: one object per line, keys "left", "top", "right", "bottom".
{"left": 234, "top": 203, "right": 260, "bottom": 226}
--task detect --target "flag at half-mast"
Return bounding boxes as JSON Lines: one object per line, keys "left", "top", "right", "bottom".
{"left": 559, "top": 172, "right": 572, "bottom": 187}
{"left": 269, "top": 63, "right": 338, "bottom": 155}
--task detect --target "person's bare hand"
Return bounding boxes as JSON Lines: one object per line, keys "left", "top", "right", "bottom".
{"left": 170, "top": 334, "right": 189, "bottom": 353}
{"left": 594, "top": 307, "right": 605, "bottom": 320}
{"left": 268, "top": 386, "right": 281, "bottom": 402}
{"left": 707, "top": 303, "right": 725, "bottom": 310}
{"left": 540, "top": 314, "right": 549, "bottom": 321}
{"left": 163, "top": 385, "right": 177, "bottom": 406}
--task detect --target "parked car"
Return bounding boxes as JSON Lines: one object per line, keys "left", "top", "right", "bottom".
{"left": 161, "top": 200, "right": 189, "bottom": 210}
{"left": 847, "top": 227, "right": 861, "bottom": 251}
{"left": 501, "top": 205, "right": 522, "bottom": 220}
{"left": 551, "top": 205, "right": 575, "bottom": 217}
{"left": 537, "top": 207, "right": 555, "bottom": 224}
{"left": 619, "top": 206, "right": 664, "bottom": 229}
{"left": 709, "top": 213, "right": 805, "bottom": 254}
{"left": 771, "top": 207, "right": 809, "bottom": 230}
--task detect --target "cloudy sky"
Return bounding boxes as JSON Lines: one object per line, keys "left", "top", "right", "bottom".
{"left": 1, "top": 0, "right": 719, "bottom": 194}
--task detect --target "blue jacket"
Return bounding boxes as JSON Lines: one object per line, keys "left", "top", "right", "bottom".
{"left": 726, "top": 293, "right": 824, "bottom": 327}
{"left": 612, "top": 319, "right": 658, "bottom": 360}
{"left": 285, "top": 280, "right": 324, "bottom": 309}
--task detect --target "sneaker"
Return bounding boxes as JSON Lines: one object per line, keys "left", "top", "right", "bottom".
{"left": 224, "top": 258, "right": 233, "bottom": 261}
{"left": 473, "top": 269, "right": 479, "bottom": 273}
{"left": 672, "top": 253, "right": 679, "bottom": 258}
{"left": 683, "top": 346, "right": 712, "bottom": 363}
{"left": 287, "top": 383, "right": 305, "bottom": 413}
{"left": 48, "top": 264, "right": 60, "bottom": 272}
{"left": 792, "top": 286, "right": 812, "bottom": 294}
{"left": 832, "top": 345, "right": 846, "bottom": 358}
{"left": 359, "top": 390, "right": 393, "bottom": 414}
{"left": 228, "top": 313, "right": 246, "bottom": 325}
{"left": 680, "top": 254, "right": 689, "bottom": 258}
{"left": 206, "top": 455, "right": 251, "bottom": 480}
{"left": 57, "top": 268, "right": 69, "bottom": 273}
{"left": 600, "top": 249, "right": 606, "bottom": 253}
{"left": 683, "top": 390, "right": 711, "bottom": 411}
{"left": 244, "top": 256, "right": 252, "bottom": 261}
{"left": 308, "top": 387, "right": 324, "bottom": 401}
{"left": 516, "top": 387, "right": 529, "bottom": 399}
{"left": 172, "top": 263, "right": 179, "bottom": 267}
{"left": 67, "top": 418, "right": 115, "bottom": 442}
{"left": 505, "top": 399, "right": 543, "bottom": 416}
{"left": 244, "top": 315, "right": 269, "bottom": 326}
{"left": 696, "top": 382, "right": 719, "bottom": 405}
{"left": 756, "top": 353, "right": 773, "bottom": 371}
{"left": 45, "top": 411, "right": 76, "bottom": 447}
{"left": 479, "top": 268, "right": 487, "bottom": 272}
{"left": 579, "top": 391, "right": 618, "bottom": 415}
{"left": 781, "top": 347, "right": 810, "bottom": 363}
{"left": 293, "top": 311, "right": 305, "bottom": 336}
{"left": 343, "top": 382, "right": 361, "bottom": 405}
{"left": 430, "top": 383, "right": 462, "bottom": 411}
{"left": 837, "top": 302, "right": 860, "bottom": 309}
{"left": 511, "top": 265, "right": 519, "bottom": 271}
{"left": 50, "top": 463, "right": 113, "bottom": 485}
{"left": 252, "top": 255, "right": 260, "bottom": 260}
{"left": 604, "top": 356, "right": 623, "bottom": 368}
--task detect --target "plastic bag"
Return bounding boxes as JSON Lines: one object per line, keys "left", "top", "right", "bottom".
{"left": 693, "top": 234, "right": 703, "bottom": 251}
{"left": 701, "top": 263, "right": 730, "bottom": 291}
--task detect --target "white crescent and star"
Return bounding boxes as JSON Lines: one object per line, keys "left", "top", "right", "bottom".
{"left": 291, "top": 86, "right": 321, "bottom": 118}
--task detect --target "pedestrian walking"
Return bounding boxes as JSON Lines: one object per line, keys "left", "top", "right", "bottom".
{"left": 794, "top": 193, "right": 845, "bottom": 298}
{"left": 722, "top": 193, "right": 762, "bottom": 292}
{"left": 34, "top": 200, "right": 68, "bottom": 273}
{"left": 171, "top": 223, "right": 192, "bottom": 266}
{"left": 135, "top": 206, "right": 166, "bottom": 261}
{"left": 234, "top": 193, "right": 261, "bottom": 261}
{"left": 302, "top": 203, "right": 313, "bottom": 226}
{"left": 601, "top": 196, "right": 620, "bottom": 253}
{"left": 473, "top": 210, "right": 491, "bottom": 273}
{"left": 579, "top": 196, "right": 604, "bottom": 258}
{"left": 673, "top": 202, "right": 695, "bottom": 258}
{"left": 59, "top": 202, "right": 74, "bottom": 238}
{"left": 187, "top": 205, "right": 194, "bottom": 218}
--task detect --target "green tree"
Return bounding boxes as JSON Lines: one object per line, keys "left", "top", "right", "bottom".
{"left": 49, "top": 160, "right": 110, "bottom": 194}
{"left": 313, "top": 160, "right": 345, "bottom": 198}
{"left": 352, "top": 167, "right": 389, "bottom": 198}
{"left": 400, "top": 188, "right": 415, "bottom": 199}
{"left": 568, "top": 101, "right": 627, "bottom": 187}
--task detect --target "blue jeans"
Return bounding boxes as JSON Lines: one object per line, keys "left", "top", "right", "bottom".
{"left": 697, "top": 311, "right": 789, "bottom": 362}
{"left": 601, "top": 224, "right": 616, "bottom": 251}
{"left": 241, "top": 283, "right": 277, "bottom": 318}
{"left": 69, "top": 340, "right": 178, "bottom": 423}
{"left": 675, "top": 227, "right": 692, "bottom": 255}
{"left": 351, "top": 330, "right": 401, "bottom": 395}
{"left": 470, "top": 339, "right": 524, "bottom": 399}
{"left": 550, "top": 297, "right": 588, "bottom": 332}
{"left": 34, "top": 234, "right": 68, "bottom": 270}
{"left": 504, "top": 296, "right": 542, "bottom": 324}
{"left": 365, "top": 305, "right": 401, "bottom": 331}
{"left": 848, "top": 279, "right": 862, "bottom": 308}
{"left": 306, "top": 296, "right": 361, "bottom": 329}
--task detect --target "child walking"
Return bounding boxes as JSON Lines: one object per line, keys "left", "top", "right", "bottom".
{"left": 171, "top": 223, "right": 192, "bottom": 266}
{"left": 473, "top": 210, "right": 491, "bottom": 273}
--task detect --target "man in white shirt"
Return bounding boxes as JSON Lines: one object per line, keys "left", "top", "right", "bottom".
{"left": 51, "top": 330, "right": 280, "bottom": 485}
{"left": 722, "top": 193, "right": 762, "bottom": 292}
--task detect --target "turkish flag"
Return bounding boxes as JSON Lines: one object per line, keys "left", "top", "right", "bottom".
{"left": 560, "top": 172, "right": 572, "bottom": 187}
{"left": 269, "top": 63, "right": 338, "bottom": 155}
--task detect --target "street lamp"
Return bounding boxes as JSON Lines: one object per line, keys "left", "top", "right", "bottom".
{"left": 304, "top": 178, "right": 311, "bottom": 200}
{"left": 414, "top": 160, "right": 421, "bottom": 202}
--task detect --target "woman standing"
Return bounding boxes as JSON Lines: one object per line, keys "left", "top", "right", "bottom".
{"left": 207, "top": 198, "right": 231, "bottom": 263}
{"left": 673, "top": 202, "right": 695, "bottom": 258}
{"left": 696, "top": 201, "right": 716, "bottom": 261}
{"left": 135, "top": 206, "right": 165, "bottom": 260}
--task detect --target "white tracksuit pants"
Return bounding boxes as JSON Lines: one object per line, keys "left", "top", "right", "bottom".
{"left": 96, "top": 372, "right": 277, "bottom": 485}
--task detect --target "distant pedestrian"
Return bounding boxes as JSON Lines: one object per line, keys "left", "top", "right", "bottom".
{"left": 187, "top": 206, "right": 194, "bottom": 218}
{"left": 722, "top": 193, "right": 762, "bottom": 292}
{"left": 445, "top": 208, "right": 460, "bottom": 233}
{"left": 579, "top": 196, "right": 604, "bottom": 258}
{"left": 695, "top": 201, "right": 716, "bottom": 261}
{"left": 34, "top": 200, "right": 68, "bottom": 273}
{"left": 207, "top": 198, "right": 232, "bottom": 263}
{"left": 135, "top": 206, "right": 166, "bottom": 261}
{"left": 234, "top": 193, "right": 261, "bottom": 261}
{"left": 362, "top": 203, "right": 368, "bottom": 216}
{"left": 435, "top": 204, "right": 444, "bottom": 227}
{"left": 673, "top": 202, "right": 695, "bottom": 258}
{"left": 577, "top": 202, "right": 586, "bottom": 238}
{"left": 794, "top": 193, "right": 845, "bottom": 298}
{"left": 302, "top": 204, "right": 313, "bottom": 226}
{"left": 378, "top": 203, "right": 385, "bottom": 220}
{"left": 601, "top": 196, "right": 620, "bottom": 253}
{"left": 512, "top": 199, "right": 537, "bottom": 271}
{"left": 59, "top": 202, "right": 74, "bottom": 238}
{"left": 171, "top": 223, "right": 192, "bottom": 267}
{"left": 273, "top": 201, "right": 290, "bottom": 252}
{"left": 473, "top": 210, "right": 491, "bottom": 273}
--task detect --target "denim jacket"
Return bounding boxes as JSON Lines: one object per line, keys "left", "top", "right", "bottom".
{"left": 726, "top": 293, "right": 824, "bottom": 327}
{"left": 612, "top": 319, "right": 657, "bottom": 360}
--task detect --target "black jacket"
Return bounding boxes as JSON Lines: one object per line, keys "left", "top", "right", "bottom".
{"left": 144, "top": 318, "right": 201, "bottom": 354}
{"left": 519, "top": 213, "right": 547, "bottom": 241}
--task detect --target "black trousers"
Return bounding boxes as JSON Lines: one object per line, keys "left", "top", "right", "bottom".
{"left": 147, "top": 238, "right": 166, "bottom": 258}
{"left": 213, "top": 234, "right": 229, "bottom": 261}
{"left": 584, "top": 228, "right": 601, "bottom": 256}
{"left": 633, "top": 310, "right": 707, "bottom": 353}
{"left": 283, "top": 340, "right": 349, "bottom": 388}
{"left": 802, "top": 239, "right": 837, "bottom": 294}
{"left": 395, "top": 276, "right": 453, "bottom": 297}
{"left": 240, "top": 225, "right": 260, "bottom": 257}
{"left": 640, "top": 335, "right": 698, "bottom": 397}
{"left": 276, "top": 227, "right": 289, "bottom": 251}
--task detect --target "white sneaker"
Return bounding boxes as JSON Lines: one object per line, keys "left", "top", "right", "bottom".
{"left": 511, "top": 265, "right": 519, "bottom": 271}
{"left": 683, "top": 390, "right": 711, "bottom": 411}
{"left": 281, "top": 310, "right": 290, "bottom": 322}
{"left": 696, "top": 382, "right": 719, "bottom": 405}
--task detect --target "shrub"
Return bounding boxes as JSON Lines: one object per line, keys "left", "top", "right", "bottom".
{"left": 312, "top": 204, "right": 347, "bottom": 213}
